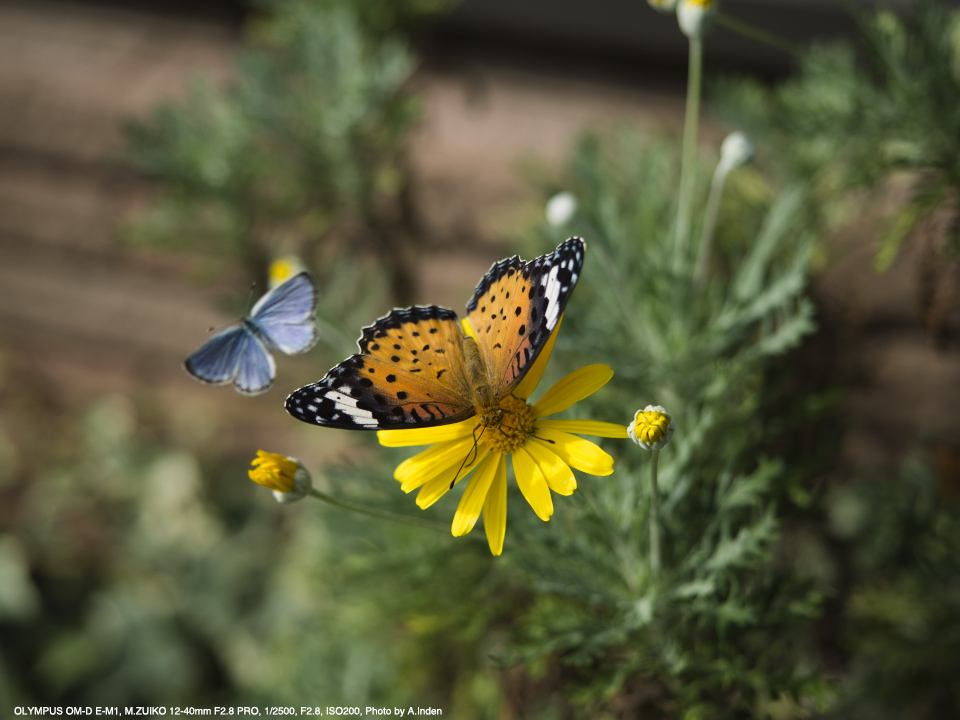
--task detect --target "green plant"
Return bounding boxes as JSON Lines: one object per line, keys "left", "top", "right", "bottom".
{"left": 481, "top": 125, "right": 827, "bottom": 717}
{"left": 823, "top": 457, "right": 960, "bottom": 719}
{"left": 126, "top": 0, "right": 422, "bottom": 301}
{"left": 715, "top": 3, "right": 960, "bottom": 272}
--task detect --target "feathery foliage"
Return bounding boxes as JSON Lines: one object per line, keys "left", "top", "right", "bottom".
{"left": 715, "top": 3, "right": 960, "bottom": 269}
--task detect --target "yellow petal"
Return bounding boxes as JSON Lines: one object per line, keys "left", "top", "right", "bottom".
{"left": 512, "top": 450, "right": 553, "bottom": 521}
{"left": 460, "top": 317, "right": 478, "bottom": 341}
{"left": 394, "top": 437, "right": 475, "bottom": 487}
{"left": 248, "top": 450, "right": 299, "bottom": 492}
{"left": 537, "top": 419, "right": 630, "bottom": 438}
{"left": 417, "top": 449, "right": 490, "bottom": 510}
{"left": 452, "top": 452, "right": 502, "bottom": 537}
{"left": 483, "top": 456, "right": 507, "bottom": 556}
{"left": 513, "top": 315, "right": 563, "bottom": 401}
{"left": 378, "top": 419, "right": 475, "bottom": 447}
{"left": 531, "top": 428, "right": 614, "bottom": 476}
{"left": 524, "top": 440, "right": 577, "bottom": 496}
{"left": 533, "top": 364, "right": 613, "bottom": 418}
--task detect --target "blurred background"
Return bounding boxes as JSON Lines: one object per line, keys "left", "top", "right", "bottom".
{"left": 1, "top": 0, "right": 958, "bottom": 716}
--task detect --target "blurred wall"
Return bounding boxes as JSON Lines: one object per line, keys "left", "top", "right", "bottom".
{"left": 437, "top": 0, "right": 925, "bottom": 75}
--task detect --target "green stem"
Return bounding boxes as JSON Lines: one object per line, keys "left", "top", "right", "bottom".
{"left": 693, "top": 165, "right": 728, "bottom": 289}
{"left": 715, "top": 14, "right": 804, "bottom": 58}
{"left": 674, "top": 36, "right": 703, "bottom": 275}
{"left": 649, "top": 448, "right": 661, "bottom": 575}
{"left": 308, "top": 488, "right": 447, "bottom": 531}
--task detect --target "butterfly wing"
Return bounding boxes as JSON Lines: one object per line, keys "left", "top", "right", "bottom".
{"left": 184, "top": 324, "right": 276, "bottom": 395}
{"left": 286, "top": 306, "right": 477, "bottom": 429}
{"left": 249, "top": 272, "right": 319, "bottom": 355}
{"left": 233, "top": 327, "right": 278, "bottom": 395}
{"left": 465, "top": 237, "right": 585, "bottom": 397}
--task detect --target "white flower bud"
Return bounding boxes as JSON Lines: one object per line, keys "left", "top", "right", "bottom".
{"left": 545, "top": 192, "right": 578, "bottom": 227}
{"left": 677, "top": 0, "right": 717, "bottom": 39}
{"left": 718, "top": 131, "right": 754, "bottom": 175}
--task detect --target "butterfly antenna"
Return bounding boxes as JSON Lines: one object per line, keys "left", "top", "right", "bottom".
{"left": 450, "top": 423, "right": 485, "bottom": 490}
{"left": 207, "top": 319, "right": 235, "bottom": 333}
{"left": 206, "top": 281, "right": 258, "bottom": 332}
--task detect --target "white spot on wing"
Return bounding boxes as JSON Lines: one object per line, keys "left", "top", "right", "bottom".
{"left": 325, "top": 390, "right": 378, "bottom": 427}
{"left": 544, "top": 266, "right": 561, "bottom": 329}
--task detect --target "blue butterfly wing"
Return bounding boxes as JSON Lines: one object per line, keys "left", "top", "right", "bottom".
{"left": 184, "top": 324, "right": 276, "bottom": 395}
{"left": 233, "top": 330, "right": 277, "bottom": 395}
{"left": 184, "top": 326, "right": 249, "bottom": 386}
{"left": 250, "top": 272, "right": 319, "bottom": 355}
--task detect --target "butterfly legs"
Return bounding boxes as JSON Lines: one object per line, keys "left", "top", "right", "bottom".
{"left": 450, "top": 422, "right": 486, "bottom": 490}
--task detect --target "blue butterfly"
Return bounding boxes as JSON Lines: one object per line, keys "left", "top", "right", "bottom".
{"left": 185, "top": 272, "right": 319, "bottom": 395}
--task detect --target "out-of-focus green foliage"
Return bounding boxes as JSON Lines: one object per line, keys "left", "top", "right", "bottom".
{"left": 0, "top": 385, "right": 508, "bottom": 711}
{"left": 814, "top": 456, "right": 960, "bottom": 720}
{"left": 126, "top": 0, "right": 423, "bottom": 301}
{"left": 715, "top": 2, "right": 960, "bottom": 269}
{"left": 253, "top": 0, "right": 461, "bottom": 41}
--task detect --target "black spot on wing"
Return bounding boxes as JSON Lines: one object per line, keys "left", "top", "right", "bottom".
{"left": 358, "top": 306, "right": 458, "bottom": 354}
{"left": 467, "top": 255, "right": 524, "bottom": 313}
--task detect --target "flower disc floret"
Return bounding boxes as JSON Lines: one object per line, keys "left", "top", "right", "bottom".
{"left": 487, "top": 395, "right": 536, "bottom": 453}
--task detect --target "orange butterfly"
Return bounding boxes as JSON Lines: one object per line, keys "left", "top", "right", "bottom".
{"left": 285, "top": 238, "right": 585, "bottom": 430}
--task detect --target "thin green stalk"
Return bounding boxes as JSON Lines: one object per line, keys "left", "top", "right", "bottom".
{"left": 694, "top": 164, "right": 728, "bottom": 289}
{"left": 715, "top": 14, "right": 804, "bottom": 58}
{"left": 674, "top": 36, "right": 703, "bottom": 274}
{"left": 308, "top": 488, "right": 447, "bottom": 531}
{"left": 649, "top": 448, "right": 661, "bottom": 575}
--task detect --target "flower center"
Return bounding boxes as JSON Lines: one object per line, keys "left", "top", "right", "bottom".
{"left": 484, "top": 395, "right": 536, "bottom": 454}
{"left": 633, "top": 410, "right": 671, "bottom": 445}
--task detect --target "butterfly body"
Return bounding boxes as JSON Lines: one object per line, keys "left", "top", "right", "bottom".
{"left": 185, "top": 272, "right": 319, "bottom": 395}
{"left": 456, "top": 334, "right": 499, "bottom": 428}
{"left": 285, "top": 238, "right": 585, "bottom": 430}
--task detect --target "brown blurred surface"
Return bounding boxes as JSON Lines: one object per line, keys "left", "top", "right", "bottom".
{"left": 0, "top": 0, "right": 957, "bottom": 472}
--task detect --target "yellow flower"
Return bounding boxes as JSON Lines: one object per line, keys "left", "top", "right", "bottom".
{"left": 378, "top": 318, "right": 628, "bottom": 556}
{"left": 627, "top": 405, "right": 675, "bottom": 451}
{"left": 249, "top": 450, "right": 312, "bottom": 503}
{"left": 268, "top": 255, "right": 307, "bottom": 289}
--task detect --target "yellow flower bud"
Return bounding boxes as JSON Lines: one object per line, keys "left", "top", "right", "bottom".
{"left": 627, "top": 406, "right": 675, "bottom": 451}
{"left": 249, "top": 450, "right": 312, "bottom": 503}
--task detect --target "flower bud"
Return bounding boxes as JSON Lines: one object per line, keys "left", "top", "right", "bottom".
{"left": 545, "top": 192, "right": 578, "bottom": 227}
{"left": 718, "top": 131, "right": 754, "bottom": 175}
{"left": 249, "top": 450, "right": 312, "bottom": 503}
{"left": 627, "top": 406, "right": 675, "bottom": 451}
{"left": 677, "top": 0, "right": 717, "bottom": 39}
